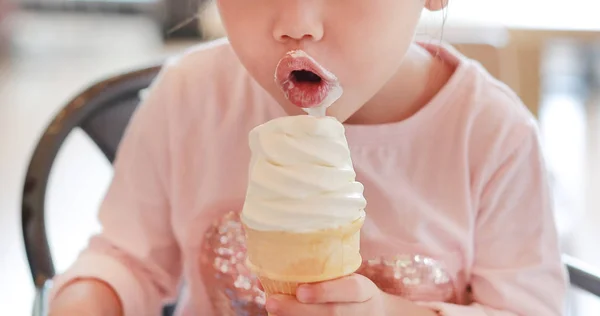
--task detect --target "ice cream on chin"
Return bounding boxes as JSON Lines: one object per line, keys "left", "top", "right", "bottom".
{"left": 242, "top": 51, "right": 366, "bottom": 298}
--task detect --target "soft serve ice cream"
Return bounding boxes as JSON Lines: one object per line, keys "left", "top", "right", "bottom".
{"left": 241, "top": 115, "right": 366, "bottom": 232}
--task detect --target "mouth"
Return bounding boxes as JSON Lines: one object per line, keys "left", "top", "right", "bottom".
{"left": 289, "top": 70, "right": 323, "bottom": 84}
{"left": 274, "top": 50, "right": 339, "bottom": 109}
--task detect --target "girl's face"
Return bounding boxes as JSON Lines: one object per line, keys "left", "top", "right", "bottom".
{"left": 216, "top": 0, "right": 428, "bottom": 121}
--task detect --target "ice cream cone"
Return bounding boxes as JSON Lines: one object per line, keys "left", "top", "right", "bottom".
{"left": 244, "top": 216, "right": 364, "bottom": 298}
{"left": 242, "top": 87, "right": 367, "bottom": 316}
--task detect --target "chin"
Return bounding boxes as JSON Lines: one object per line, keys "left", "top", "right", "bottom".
{"left": 326, "top": 106, "right": 355, "bottom": 123}
{"left": 324, "top": 94, "right": 362, "bottom": 123}
{"left": 280, "top": 105, "right": 306, "bottom": 116}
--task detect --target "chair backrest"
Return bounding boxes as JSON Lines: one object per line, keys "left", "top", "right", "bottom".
{"left": 80, "top": 93, "right": 143, "bottom": 163}
{"left": 21, "top": 65, "right": 162, "bottom": 288}
{"left": 564, "top": 254, "right": 600, "bottom": 297}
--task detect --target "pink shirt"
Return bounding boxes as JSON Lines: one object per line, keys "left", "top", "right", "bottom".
{"left": 49, "top": 39, "right": 567, "bottom": 315}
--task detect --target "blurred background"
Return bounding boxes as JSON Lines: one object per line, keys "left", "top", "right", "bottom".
{"left": 2, "top": 0, "right": 600, "bottom": 315}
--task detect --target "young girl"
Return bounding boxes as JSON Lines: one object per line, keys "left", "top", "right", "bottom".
{"left": 48, "top": 0, "right": 567, "bottom": 315}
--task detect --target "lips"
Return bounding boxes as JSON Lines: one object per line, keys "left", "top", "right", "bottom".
{"left": 274, "top": 50, "right": 339, "bottom": 108}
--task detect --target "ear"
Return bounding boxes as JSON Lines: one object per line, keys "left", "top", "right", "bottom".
{"left": 425, "top": 0, "right": 448, "bottom": 11}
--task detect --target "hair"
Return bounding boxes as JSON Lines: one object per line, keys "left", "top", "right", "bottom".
{"left": 166, "top": 0, "right": 219, "bottom": 38}
{"left": 417, "top": 0, "right": 449, "bottom": 50}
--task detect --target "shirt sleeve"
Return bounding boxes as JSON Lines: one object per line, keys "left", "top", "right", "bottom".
{"left": 422, "top": 123, "right": 568, "bottom": 315}
{"left": 48, "top": 61, "right": 184, "bottom": 315}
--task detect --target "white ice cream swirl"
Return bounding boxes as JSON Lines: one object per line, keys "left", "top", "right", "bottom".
{"left": 241, "top": 115, "right": 366, "bottom": 232}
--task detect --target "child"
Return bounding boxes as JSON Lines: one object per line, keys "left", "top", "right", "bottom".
{"left": 48, "top": 0, "right": 567, "bottom": 315}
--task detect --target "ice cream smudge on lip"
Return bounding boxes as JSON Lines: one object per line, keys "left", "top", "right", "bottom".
{"left": 274, "top": 50, "right": 343, "bottom": 115}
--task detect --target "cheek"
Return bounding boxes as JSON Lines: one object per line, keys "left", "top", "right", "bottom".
{"left": 214, "top": 0, "right": 243, "bottom": 37}
{"left": 216, "top": 0, "right": 265, "bottom": 41}
{"left": 215, "top": 1, "right": 274, "bottom": 69}
{"left": 337, "top": 1, "right": 422, "bottom": 77}
{"left": 228, "top": 42, "right": 281, "bottom": 103}
{"left": 214, "top": 3, "right": 274, "bottom": 87}
{"left": 234, "top": 46, "right": 272, "bottom": 85}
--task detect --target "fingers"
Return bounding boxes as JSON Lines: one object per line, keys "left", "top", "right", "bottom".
{"left": 264, "top": 274, "right": 381, "bottom": 315}
{"left": 266, "top": 294, "right": 369, "bottom": 316}
{"left": 295, "top": 274, "right": 378, "bottom": 304}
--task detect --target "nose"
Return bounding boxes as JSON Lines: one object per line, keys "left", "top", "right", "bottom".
{"left": 272, "top": 2, "right": 324, "bottom": 43}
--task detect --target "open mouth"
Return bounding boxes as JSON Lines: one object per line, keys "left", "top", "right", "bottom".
{"left": 290, "top": 70, "right": 322, "bottom": 84}
{"left": 275, "top": 50, "right": 339, "bottom": 108}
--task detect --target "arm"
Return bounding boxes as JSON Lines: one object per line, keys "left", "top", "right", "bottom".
{"left": 50, "top": 279, "right": 122, "bottom": 316}
{"left": 48, "top": 63, "right": 184, "bottom": 315}
{"left": 418, "top": 124, "right": 568, "bottom": 315}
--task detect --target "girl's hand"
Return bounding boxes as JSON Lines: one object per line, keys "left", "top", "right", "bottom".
{"left": 265, "top": 274, "right": 438, "bottom": 316}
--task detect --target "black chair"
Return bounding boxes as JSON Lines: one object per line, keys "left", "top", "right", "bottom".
{"left": 21, "top": 64, "right": 176, "bottom": 316}
{"left": 21, "top": 65, "right": 600, "bottom": 316}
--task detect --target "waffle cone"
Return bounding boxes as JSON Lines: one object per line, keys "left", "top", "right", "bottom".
{"left": 257, "top": 277, "right": 301, "bottom": 296}
{"left": 244, "top": 216, "right": 364, "bottom": 299}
